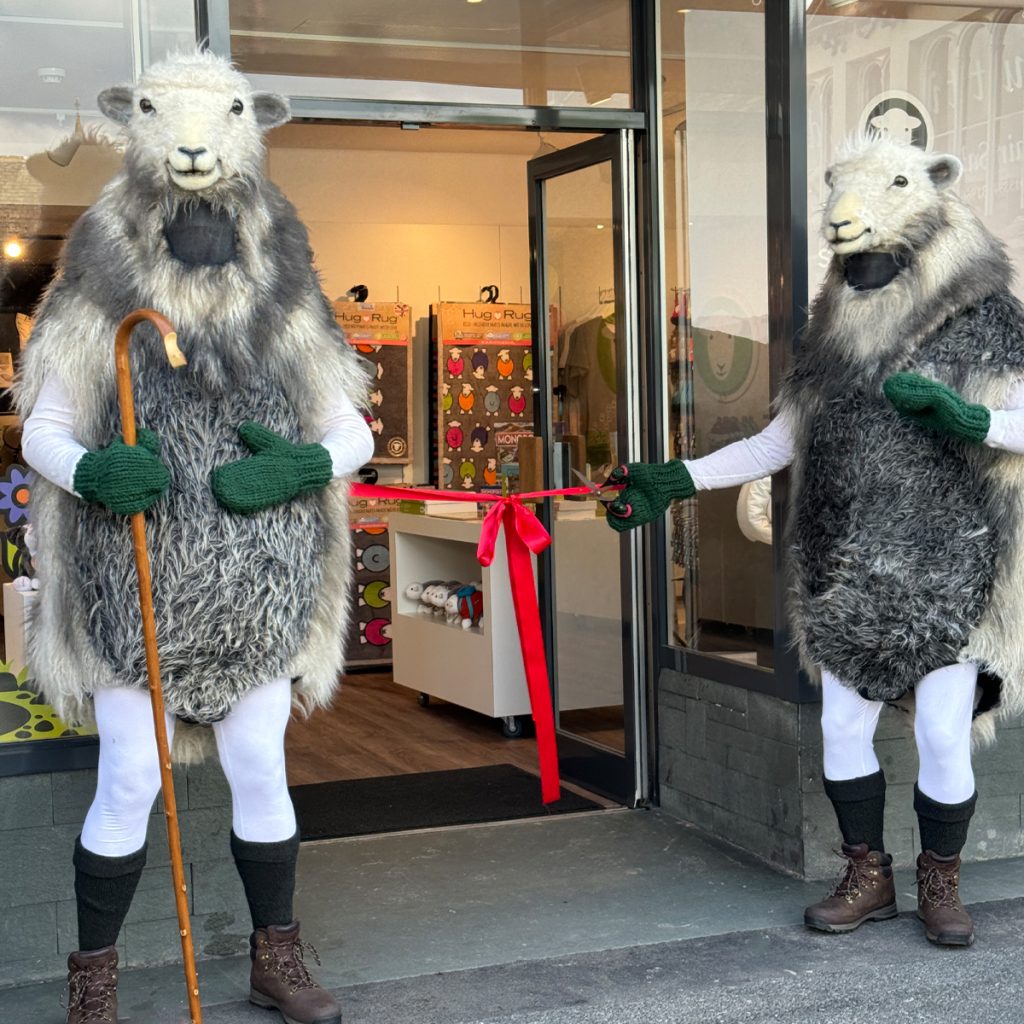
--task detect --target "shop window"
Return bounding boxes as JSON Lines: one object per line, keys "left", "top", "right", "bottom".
{"left": 0, "top": 1, "right": 195, "bottom": 765}
{"left": 1, "top": 1, "right": 196, "bottom": 411}
{"left": 660, "top": 1, "right": 774, "bottom": 671}
{"left": 227, "top": 0, "right": 633, "bottom": 109}
{"left": 807, "top": 2, "right": 1024, "bottom": 300}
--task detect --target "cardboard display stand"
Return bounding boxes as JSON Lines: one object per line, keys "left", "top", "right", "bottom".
{"left": 432, "top": 302, "right": 534, "bottom": 493}
{"left": 334, "top": 301, "right": 414, "bottom": 464}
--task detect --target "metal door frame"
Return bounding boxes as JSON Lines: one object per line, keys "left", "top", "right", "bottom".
{"left": 527, "top": 132, "right": 646, "bottom": 805}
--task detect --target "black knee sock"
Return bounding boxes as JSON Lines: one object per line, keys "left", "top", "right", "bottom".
{"left": 74, "top": 837, "right": 147, "bottom": 952}
{"left": 231, "top": 831, "right": 300, "bottom": 930}
{"left": 914, "top": 785, "right": 977, "bottom": 858}
{"left": 823, "top": 770, "right": 887, "bottom": 852}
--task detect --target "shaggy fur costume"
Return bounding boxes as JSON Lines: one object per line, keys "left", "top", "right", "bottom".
{"left": 781, "top": 137, "right": 1024, "bottom": 740}
{"left": 16, "top": 52, "right": 370, "bottom": 736}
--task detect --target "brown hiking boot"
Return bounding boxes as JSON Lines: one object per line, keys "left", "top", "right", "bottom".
{"left": 64, "top": 947, "right": 118, "bottom": 1024}
{"left": 917, "top": 850, "right": 975, "bottom": 946}
{"left": 250, "top": 921, "right": 342, "bottom": 1024}
{"left": 804, "top": 842, "right": 898, "bottom": 933}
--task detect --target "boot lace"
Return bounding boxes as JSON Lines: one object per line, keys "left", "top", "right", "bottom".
{"left": 918, "top": 865, "right": 963, "bottom": 910}
{"left": 828, "top": 850, "right": 876, "bottom": 901}
{"left": 62, "top": 963, "right": 116, "bottom": 1023}
{"left": 267, "top": 936, "right": 323, "bottom": 994}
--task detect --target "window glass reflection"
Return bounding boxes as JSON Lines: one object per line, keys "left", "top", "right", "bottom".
{"left": 228, "top": 0, "right": 633, "bottom": 109}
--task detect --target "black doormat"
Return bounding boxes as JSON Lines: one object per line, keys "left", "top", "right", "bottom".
{"left": 290, "top": 763, "right": 601, "bottom": 841}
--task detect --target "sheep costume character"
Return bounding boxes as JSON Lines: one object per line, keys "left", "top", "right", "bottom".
{"left": 609, "top": 135, "right": 1024, "bottom": 948}
{"left": 17, "top": 51, "right": 371, "bottom": 1024}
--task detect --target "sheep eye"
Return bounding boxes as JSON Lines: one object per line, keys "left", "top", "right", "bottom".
{"left": 892, "top": 175, "right": 908, "bottom": 188}
{"left": 139, "top": 98, "right": 155, "bottom": 114}
{"left": 230, "top": 99, "right": 244, "bottom": 115}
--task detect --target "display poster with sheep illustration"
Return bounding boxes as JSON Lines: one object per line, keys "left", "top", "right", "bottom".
{"left": 345, "top": 497, "right": 402, "bottom": 667}
{"left": 333, "top": 301, "right": 414, "bottom": 464}
{"left": 432, "top": 302, "right": 534, "bottom": 493}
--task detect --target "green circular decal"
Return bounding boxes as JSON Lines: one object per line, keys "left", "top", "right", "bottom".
{"left": 693, "top": 329, "right": 755, "bottom": 399}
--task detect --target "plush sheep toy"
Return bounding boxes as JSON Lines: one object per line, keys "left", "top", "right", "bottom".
{"left": 17, "top": 51, "right": 372, "bottom": 1024}
{"left": 609, "top": 135, "right": 1024, "bottom": 950}
{"left": 455, "top": 584, "right": 484, "bottom": 630}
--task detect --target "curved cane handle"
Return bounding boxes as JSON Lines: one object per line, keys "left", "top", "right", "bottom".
{"left": 114, "top": 308, "right": 185, "bottom": 446}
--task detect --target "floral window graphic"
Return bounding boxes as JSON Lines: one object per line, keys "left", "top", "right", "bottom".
{"left": 0, "top": 465, "right": 96, "bottom": 743}
{"left": 0, "top": 465, "right": 31, "bottom": 529}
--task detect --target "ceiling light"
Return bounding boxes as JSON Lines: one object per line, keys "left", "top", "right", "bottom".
{"left": 37, "top": 67, "right": 66, "bottom": 84}
{"left": 596, "top": 224, "right": 605, "bottom": 230}
{"left": 3, "top": 240, "right": 23, "bottom": 259}
{"left": 467, "top": 0, "right": 484, "bottom": 4}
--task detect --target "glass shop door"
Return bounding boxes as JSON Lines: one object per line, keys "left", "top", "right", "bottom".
{"left": 527, "top": 132, "right": 646, "bottom": 804}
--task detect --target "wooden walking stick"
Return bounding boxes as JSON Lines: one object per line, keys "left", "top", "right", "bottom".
{"left": 114, "top": 308, "right": 202, "bottom": 1024}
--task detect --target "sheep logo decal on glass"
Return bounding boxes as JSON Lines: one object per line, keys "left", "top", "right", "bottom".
{"left": 862, "top": 92, "right": 931, "bottom": 151}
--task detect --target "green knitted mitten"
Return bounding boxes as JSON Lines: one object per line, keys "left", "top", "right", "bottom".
{"left": 73, "top": 428, "right": 170, "bottom": 515}
{"left": 884, "top": 372, "right": 990, "bottom": 444}
{"left": 212, "top": 422, "right": 333, "bottom": 515}
{"left": 605, "top": 460, "right": 696, "bottom": 533}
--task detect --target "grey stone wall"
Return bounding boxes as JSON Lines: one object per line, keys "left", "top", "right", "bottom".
{"left": 659, "top": 667, "right": 1024, "bottom": 879}
{"left": 0, "top": 762, "right": 251, "bottom": 988}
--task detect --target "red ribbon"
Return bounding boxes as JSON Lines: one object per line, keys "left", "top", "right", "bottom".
{"left": 349, "top": 481, "right": 603, "bottom": 804}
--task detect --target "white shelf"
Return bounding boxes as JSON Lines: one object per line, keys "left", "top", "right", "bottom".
{"left": 388, "top": 512, "right": 532, "bottom": 720}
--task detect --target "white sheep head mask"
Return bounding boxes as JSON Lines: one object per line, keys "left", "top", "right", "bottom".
{"left": 97, "top": 50, "right": 289, "bottom": 194}
{"left": 822, "top": 136, "right": 962, "bottom": 257}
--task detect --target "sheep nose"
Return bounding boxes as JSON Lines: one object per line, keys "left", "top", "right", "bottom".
{"left": 177, "top": 146, "right": 207, "bottom": 162}
{"left": 830, "top": 219, "right": 852, "bottom": 231}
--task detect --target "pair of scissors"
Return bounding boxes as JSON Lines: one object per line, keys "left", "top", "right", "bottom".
{"left": 571, "top": 467, "right": 624, "bottom": 504}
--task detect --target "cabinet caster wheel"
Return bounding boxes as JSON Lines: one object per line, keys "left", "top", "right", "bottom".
{"left": 501, "top": 715, "right": 526, "bottom": 739}
{"left": 417, "top": 693, "right": 430, "bottom": 707}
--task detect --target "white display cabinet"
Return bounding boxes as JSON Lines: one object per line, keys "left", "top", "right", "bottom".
{"left": 388, "top": 511, "right": 533, "bottom": 737}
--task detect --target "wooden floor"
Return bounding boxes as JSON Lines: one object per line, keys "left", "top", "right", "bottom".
{"left": 285, "top": 671, "right": 544, "bottom": 786}
{"left": 285, "top": 671, "right": 616, "bottom": 807}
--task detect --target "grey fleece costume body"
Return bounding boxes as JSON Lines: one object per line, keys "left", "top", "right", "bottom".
{"left": 784, "top": 290, "right": 1024, "bottom": 703}
{"left": 18, "top": 174, "right": 368, "bottom": 730}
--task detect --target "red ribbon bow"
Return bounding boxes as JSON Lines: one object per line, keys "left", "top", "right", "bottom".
{"left": 350, "top": 482, "right": 597, "bottom": 804}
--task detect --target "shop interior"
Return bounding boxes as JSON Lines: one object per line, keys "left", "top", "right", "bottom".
{"left": 0, "top": 116, "right": 630, "bottom": 832}
{"left": 265, "top": 122, "right": 626, "bottom": 830}
{"left": 0, "top": 0, "right": 788, "bottom": 834}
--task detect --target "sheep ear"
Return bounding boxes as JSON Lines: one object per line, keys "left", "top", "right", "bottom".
{"left": 97, "top": 86, "right": 133, "bottom": 125}
{"left": 252, "top": 92, "right": 291, "bottom": 130}
{"left": 927, "top": 154, "right": 962, "bottom": 190}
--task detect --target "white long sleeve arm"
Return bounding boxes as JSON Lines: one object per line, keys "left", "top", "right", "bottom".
{"left": 684, "top": 411, "right": 795, "bottom": 491}
{"left": 320, "top": 391, "right": 376, "bottom": 476}
{"left": 679, "top": 379, "right": 1024, "bottom": 493}
{"left": 21, "top": 375, "right": 87, "bottom": 496}
{"left": 984, "top": 379, "right": 1024, "bottom": 454}
{"left": 21, "top": 373, "right": 375, "bottom": 497}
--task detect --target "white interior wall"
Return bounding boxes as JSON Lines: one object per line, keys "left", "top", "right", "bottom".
{"left": 268, "top": 140, "right": 539, "bottom": 485}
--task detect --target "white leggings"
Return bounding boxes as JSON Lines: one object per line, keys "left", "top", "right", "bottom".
{"left": 81, "top": 677, "right": 297, "bottom": 858}
{"left": 821, "top": 663, "right": 977, "bottom": 805}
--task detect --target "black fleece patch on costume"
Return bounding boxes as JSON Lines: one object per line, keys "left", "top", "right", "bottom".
{"left": 843, "top": 250, "right": 908, "bottom": 291}
{"left": 163, "top": 200, "right": 237, "bottom": 266}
